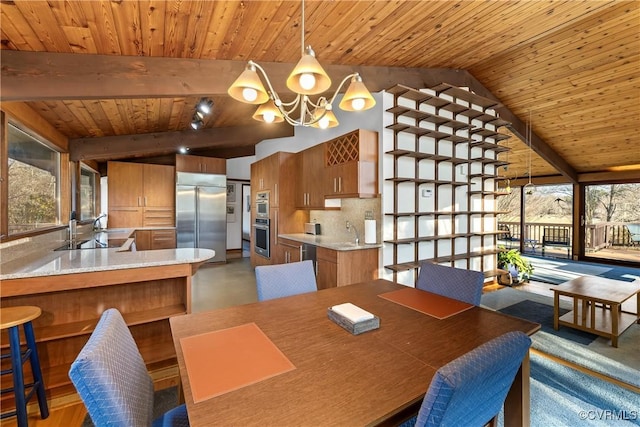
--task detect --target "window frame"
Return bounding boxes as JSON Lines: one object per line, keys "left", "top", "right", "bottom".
{"left": 79, "top": 163, "right": 99, "bottom": 221}
{"left": 4, "top": 119, "right": 64, "bottom": 237}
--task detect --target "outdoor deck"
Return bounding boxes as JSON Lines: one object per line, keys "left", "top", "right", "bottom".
{"left": 498, "top": 221, "right": 640, "bottom": 264}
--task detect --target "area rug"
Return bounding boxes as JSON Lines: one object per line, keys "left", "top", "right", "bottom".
{"left": 498, "top": 299, "right": 597, "bottom": 345}
{"left": 482, "top": 287, "right": 640, "bottom": 389}
{"left": 498, "top": 353, "right": 640, "bottom": 427}
{"left": 526, "top": 256, "right": 640, "bottom": 286}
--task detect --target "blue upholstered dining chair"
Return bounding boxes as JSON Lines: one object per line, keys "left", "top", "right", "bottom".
{"left": 416, "top": 262, "right": 484, "bottom": 306}
{"left": 69, "top": 309, "right": 189, "bottom": 427}
{"left": 404, "top": 331, "right": 532, "bottom": 427}
{"left": 255, "top": 260, "right": 317, "bottom": 301}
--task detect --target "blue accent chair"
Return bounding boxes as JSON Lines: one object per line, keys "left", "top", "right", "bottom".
{"left": 405, "top": 331, "right": 532, "bottom": 427}
{"left": 69, "top": 309, "right": 189, "bottom": 427}
{"left": 416, "top": 262, "right": 484, "bottom": 306}
{"left": 255, "top": 260, "right": 317, "bottom": 301}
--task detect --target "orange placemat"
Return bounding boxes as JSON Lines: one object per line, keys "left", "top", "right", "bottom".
{"left": 379, "top": 287, "right": 473, "bottom": 319}
{"left": 180, "top": 322, "right": 295, "bottom": 403}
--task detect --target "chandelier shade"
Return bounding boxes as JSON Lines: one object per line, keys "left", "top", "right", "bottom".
{"left": 252, "top": 100, "right": 284, "bottom": 124}
{"left": 311, "top": 108, "right": 339, "bottom": 129}
{"left": 227, "top": 64, "right": 270, "bottom": 105}
{"left": 286, "top": 46, "right": 332, "bottom": 95}
{"left": 339, "top": 76, "right": 377, "bottom": 112}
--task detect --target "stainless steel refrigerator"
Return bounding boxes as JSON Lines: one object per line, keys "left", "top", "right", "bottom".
{"left": 176, "top": 172, "right": 226, "bottom": 262}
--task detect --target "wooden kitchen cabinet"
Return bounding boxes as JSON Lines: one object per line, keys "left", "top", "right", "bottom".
{"left": 108, "top": 161, "right": 144, "bottom": 207}
{"left": 250, "top": 152, "right": 305, "bottom": 267}
{"left": 276, "top": 238, "right": 303, "bottom": 264}
{"left": 108, "top": 161, "right": 175, "bottom": 228}
{"left": 326, "top": 161, "right": 377, "bottom": 198}
{"left": 325, "top": 129, "right": 379, "bottom": 199}
{"left": 143, "top": 164, "right": 175, "bottom": 207}
{"left": 251, "top": 153, "right": 286, "bottom": 207}
{"left": 176, "top": 154, "right": 225, "bottom": 174}
{"left": 316, "top": 246, "right": 379, "bottom": 289}
{"left": 135, "top": 229, "right": 176, "bottom": 250}
{"left": 295, "top": 144, "right": 326, "bottom": 209}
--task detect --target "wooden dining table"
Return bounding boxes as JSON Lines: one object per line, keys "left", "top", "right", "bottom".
{"left": 169, "top": 279, "right": 540, "bottom": 426}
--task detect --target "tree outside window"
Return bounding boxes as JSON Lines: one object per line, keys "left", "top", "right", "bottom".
{"left": 7, "top": 123, "right": 60, "bottom": 234}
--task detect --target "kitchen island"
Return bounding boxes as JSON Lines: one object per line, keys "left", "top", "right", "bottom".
{"left": 0, "top": 245, "right": 214, "bottom": 406}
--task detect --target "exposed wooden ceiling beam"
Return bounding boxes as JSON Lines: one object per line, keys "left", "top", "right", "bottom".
{"left": 69, "top": 123, "right": 293, "bottom": 162}
{"left": 463, "top": 77, "right": 579, "bottom": 184}
{"left": 1, "top": 51, "right": 465, "bottom": 100}
{"left": 3, "top": 51, "right": 576, "bottom": 182}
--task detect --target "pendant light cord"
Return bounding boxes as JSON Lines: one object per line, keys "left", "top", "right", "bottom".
{"left": 301, "top": 0, "right": 305, "bottom": 55}
{"left": 528, "top": 109, "right": 532, "bottom": 185}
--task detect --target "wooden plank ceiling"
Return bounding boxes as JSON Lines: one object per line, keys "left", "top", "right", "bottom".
{"left": 0, "top": 0, "right": 638, "bottom": 181}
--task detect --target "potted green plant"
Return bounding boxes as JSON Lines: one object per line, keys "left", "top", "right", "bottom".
{"left": 497, "top": 247, "right": 534, "bottom": 285}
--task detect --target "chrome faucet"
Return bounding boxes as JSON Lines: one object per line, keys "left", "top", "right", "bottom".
{"left": 93, "top": 213, "right": 107, "bottom": 230}
{"left": 346, "top": 221, "right": 360, "bottom": 245}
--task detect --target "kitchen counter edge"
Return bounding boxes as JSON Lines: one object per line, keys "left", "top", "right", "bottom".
{"left": 0, "top": 248, "right": 215, "bottom": 281}
{"left": 278, "top": 234, "right": 382, "bottom": 251}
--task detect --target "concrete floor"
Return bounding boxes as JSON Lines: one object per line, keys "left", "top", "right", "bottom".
{"left": 191, "top": 249, "right": 639, "bottom": 314}
{"left": 191, "top": 257, "right": 258, "bottom": 313}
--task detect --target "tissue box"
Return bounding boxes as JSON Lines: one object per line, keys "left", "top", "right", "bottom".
{"left": 327, "top": 306, "right": 380, "bottom": 335}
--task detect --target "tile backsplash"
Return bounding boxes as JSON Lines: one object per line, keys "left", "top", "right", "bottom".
{"left": 309, "top": 198, "right": 381, "bottom": 243}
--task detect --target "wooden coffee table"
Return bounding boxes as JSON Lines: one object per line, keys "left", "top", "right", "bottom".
{"left": 552, "top": 276, "right": 640, "bottom": 347}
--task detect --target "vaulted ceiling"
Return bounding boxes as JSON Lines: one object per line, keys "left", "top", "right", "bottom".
{"left": 1, "top": 0, "right": 638, "bottom": 182}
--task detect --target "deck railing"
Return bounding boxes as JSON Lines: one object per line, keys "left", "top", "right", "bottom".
{"left": 497, "top": 221, "right": 636, "bottom": 252}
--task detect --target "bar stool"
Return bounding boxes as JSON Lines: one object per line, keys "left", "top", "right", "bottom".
{"left": 1, "top": 306, "right": 49, "bottom": 427}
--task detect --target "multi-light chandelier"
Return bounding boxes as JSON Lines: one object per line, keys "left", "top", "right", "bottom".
{"left": 227, "top": 0, "right": 376, "bottom": 128}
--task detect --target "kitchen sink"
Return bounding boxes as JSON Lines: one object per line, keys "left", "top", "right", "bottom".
{"left": 54, "top": 239, "right": 120, "bottom": 251}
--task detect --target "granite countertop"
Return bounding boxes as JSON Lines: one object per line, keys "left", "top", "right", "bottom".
{"left": 278, "top": 233, "right": 382, "bottom": 251}
{"left": 1, "top": 247, "right": 215, "bottom": 281}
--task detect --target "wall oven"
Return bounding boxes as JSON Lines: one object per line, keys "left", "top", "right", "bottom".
{"left": 256, "top": 191, "right": 269, "bottom": 219}
{"left": 253, "top": 218, "right": 270, "bottom": 258}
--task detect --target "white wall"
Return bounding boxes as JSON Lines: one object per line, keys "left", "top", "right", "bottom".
{"left": 226, "top": 156, "right": 254, "bottom": 180}
{"left": 225, "top": 157, "right": 254, "bottom": 250}
{"left": 226, "top": 179, "right": 245, "bottom": 250}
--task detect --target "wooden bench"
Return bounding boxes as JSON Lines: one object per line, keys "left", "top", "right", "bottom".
{"left": 542, "top": 227, "right": 571, "bottom": 257}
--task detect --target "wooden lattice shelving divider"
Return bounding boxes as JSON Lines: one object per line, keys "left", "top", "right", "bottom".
{"left": 384, "top": 83, "right": 512, "bottom": 284}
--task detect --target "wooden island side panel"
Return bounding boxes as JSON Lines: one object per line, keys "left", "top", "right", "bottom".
{"left": 0, "top": 263, "right": 195, "bottom": 408}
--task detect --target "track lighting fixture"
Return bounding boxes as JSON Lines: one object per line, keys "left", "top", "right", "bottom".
{"left": 196, "top": 98, "right": 214, "bottom": 116}
{"left": 190, "top": 114, "right": 204, "bottom": 130}
{"left": 190, "top": 98, "right": 213, "bottom": 130}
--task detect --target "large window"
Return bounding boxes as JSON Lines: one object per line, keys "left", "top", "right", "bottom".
{"left": 7, "top": 123, "right": 60, "bottom": 234}
{"left": 584, "top": 183, "right": 640, "bottom": 264}
{"left": 79, "top": 165, "right": 97, "bottom": 220}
